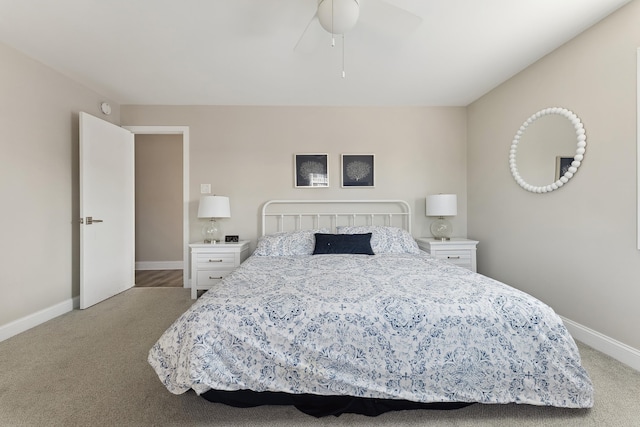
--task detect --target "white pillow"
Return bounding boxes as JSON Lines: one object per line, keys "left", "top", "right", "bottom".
{"left": 254, "top": 229, "right": 330, "bottom": 256}
{"left": 337, "top": 225, "right": 420, "bottom": 254}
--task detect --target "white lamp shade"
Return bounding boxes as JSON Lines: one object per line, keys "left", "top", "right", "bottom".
{"left": 318, "top": 0, "right": 360, "bottom": 34}
{"left": 198, "top": 196, "right": 231, "bottom": 218}
{"left": 426, "top": 194, "right": 457, "bottom": 217}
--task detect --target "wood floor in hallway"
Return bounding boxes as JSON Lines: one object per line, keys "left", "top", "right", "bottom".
{"left": 135, "top": 270, "right": 183, "bottom": 287}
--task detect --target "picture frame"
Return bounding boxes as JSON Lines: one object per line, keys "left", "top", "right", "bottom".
{"left": 294, "top": 153, "right": 329, "bottom": 188}
{"left": 341, "top": 154, "right": 375, "bottom": 188}
{"left": 555, "top": 156, "right": 574, "bottom": 181}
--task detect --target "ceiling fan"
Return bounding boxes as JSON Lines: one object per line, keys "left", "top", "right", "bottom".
{"left": 294, "top": 0, "right": 422, "bottom": 59}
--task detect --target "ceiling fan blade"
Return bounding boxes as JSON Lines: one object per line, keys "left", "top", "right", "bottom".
{"left": 294, "top": 12, "right": 326, "bottom": 53}
{"left": 358, "top": 0, "right": 422, "bottom": 38}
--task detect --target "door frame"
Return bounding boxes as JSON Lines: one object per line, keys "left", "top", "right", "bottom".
{"left": 124, "top": 126, "right": 190, "bottom": 288}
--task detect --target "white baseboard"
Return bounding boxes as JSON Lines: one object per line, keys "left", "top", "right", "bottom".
{"left": 135, "top": 261, "right": 183, "bottom": 270}
{"left": 0, "top": 296, "right": 78, "bottom": 343}
{"left": 561, "top": 316, "right": 640, "bottom": 372}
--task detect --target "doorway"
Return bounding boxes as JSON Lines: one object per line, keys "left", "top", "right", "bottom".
{"left": 124, "top": 126, "right": 190, "bottom": 288}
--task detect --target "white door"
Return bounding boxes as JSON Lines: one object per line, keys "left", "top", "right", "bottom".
{"left": 79, "top": 112, "right": 135, "bottom": 309}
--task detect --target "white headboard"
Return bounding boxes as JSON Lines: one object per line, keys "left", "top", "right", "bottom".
{"left": 261, "top": 200, "right": 412, "bottom": 236}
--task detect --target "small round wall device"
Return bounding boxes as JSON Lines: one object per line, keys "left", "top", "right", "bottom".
{"left": 100, "top": 102, "right": 112, "bottom": 115}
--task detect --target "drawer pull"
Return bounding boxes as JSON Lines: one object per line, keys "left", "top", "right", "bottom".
{"left": 208, "top": 259, "right": 223, "bottom": 263}
{"left": 447, "top": 256, "right": 461, "bottom": 259}
{"left": 209, "top": 276, "right": 223, "bottom": 280}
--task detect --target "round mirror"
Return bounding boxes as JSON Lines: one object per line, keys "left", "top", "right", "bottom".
{"left": 509, "top": 107, "right": 586, "bottom": 193}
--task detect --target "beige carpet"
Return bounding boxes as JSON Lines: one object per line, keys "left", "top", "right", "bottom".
{"left": 1, "top": 288, "right": 639, "bottom": 427}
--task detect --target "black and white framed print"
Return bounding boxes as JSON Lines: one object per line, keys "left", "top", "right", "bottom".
{"left": 294, "top": 153, "right": 329, "bottom": 188}
{"left": 341, "top": 154, "right": 375, "bottom": 188}
{"left": 555, "top": 156, "right": 574, "bottom": 181}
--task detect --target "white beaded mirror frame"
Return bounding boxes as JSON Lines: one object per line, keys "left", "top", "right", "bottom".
{"left": 509, "top": 107, "right": 586, "bottom": 194}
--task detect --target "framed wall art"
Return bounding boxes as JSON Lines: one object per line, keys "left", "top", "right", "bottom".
{"left": 294, "top": 153, "right": 329, "bottom": 188}
{"left": 341, "top": 154, "right": 375, "bottom": 188}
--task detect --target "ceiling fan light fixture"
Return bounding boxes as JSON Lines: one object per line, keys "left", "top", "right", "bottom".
{"left": 317, "top": 0, "right": 360, "bottom": 35}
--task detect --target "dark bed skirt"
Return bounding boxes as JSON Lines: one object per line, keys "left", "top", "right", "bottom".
{"left": 201, "top": 389, "right": 473, "bottom": 417}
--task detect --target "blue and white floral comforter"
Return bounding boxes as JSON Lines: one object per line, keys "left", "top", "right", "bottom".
{"left": 148, "top": 253, "right": 593, "bottom": 408}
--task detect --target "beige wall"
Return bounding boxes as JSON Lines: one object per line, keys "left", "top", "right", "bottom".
{"left": 467, "top": 1, "right": 640, "bottom": 349}
{"left": 121, "top": 106, "right": 468, "bottom": 249}
{"left": 135, "top": 134, "right": 183, "bottom": 263}
{"left": 0, "top": 41, "right": 120, "bottom": 327}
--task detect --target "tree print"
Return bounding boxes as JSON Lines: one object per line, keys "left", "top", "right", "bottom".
{"left": 298, "top": 161, "right": 325, "bottom": 179}
{"left": 346, "top": 160, "right": 371, "bottom": 182}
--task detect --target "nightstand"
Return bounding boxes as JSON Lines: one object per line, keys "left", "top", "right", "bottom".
{"left": 189, "top": 241, "right": 250, "bottom": 299}
{"left": 415, "top": 237, "right": 479, "bottom": 272}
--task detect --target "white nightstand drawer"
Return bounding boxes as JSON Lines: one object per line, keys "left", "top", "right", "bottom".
{"left": 196, "top": 253, "right": 236, "bottom": 269}
{"left": 436, "top": 255, "right": 472, "bottom": 268}
{"left": 433, "top": 250, "right": 471, "bottom": 262}
{"left": 196, "top": 270, "right": 233, "bottom": 286}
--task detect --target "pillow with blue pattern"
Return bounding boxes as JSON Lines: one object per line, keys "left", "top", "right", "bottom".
{"left": 254, "top": 229, "right": 329, "bottom": 256}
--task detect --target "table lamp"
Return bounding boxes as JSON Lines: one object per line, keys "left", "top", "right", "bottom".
{"left": 197, "top": 195, "right": 231, "bottom": 243}
{"left": 426, "top": 194, "right": 457, "bottom": 241}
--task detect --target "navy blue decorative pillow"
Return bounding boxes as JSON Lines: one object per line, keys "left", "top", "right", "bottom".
{"left": 313, "top": 233, "right": 374, "bottom": 255}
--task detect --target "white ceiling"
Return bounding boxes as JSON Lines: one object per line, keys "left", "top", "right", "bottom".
{"left": 0, "top": 0, "right": 631, "bottom": 106}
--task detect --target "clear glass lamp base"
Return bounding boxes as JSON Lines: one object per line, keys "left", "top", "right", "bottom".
{"left": 202, "top": 219, "right": 221, "bottom": 243}
{"left": 430, "top": 217, "right": 453, "bottom": 241}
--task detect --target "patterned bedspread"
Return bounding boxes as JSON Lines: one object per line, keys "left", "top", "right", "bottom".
{"left": 148, "top": 253, "right": 593, "bottom": 407}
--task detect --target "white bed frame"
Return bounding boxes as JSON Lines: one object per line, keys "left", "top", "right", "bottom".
{"left": 261, "top": 199, "right": 412, "bottom": 236}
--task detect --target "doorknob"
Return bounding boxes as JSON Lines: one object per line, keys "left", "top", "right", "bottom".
{"left": 85, "top": 216, "right": 104, "bottom": 225}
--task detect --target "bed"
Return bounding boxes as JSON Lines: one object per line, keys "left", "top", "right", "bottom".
{"left": 148, "top": 200, "right": 593, "bottom": 417}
